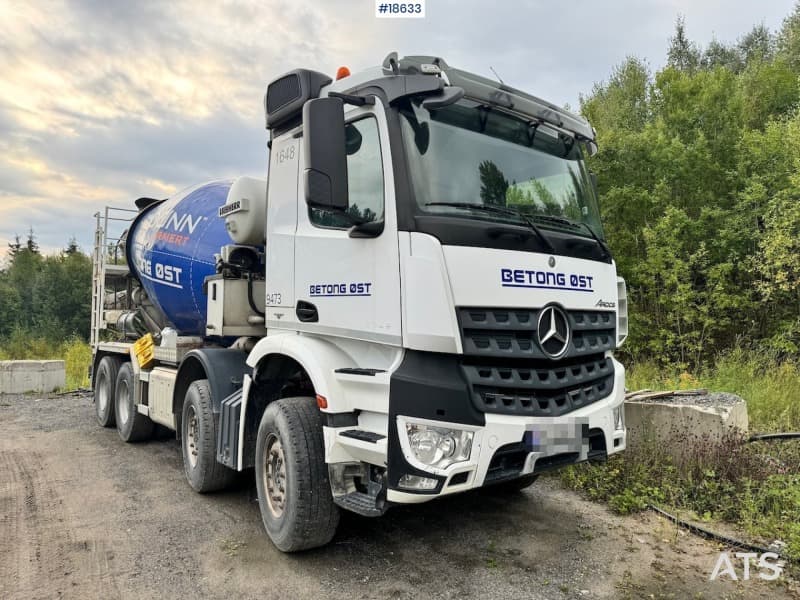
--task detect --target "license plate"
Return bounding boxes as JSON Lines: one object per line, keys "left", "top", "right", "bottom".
{"left": 523, "top": 421, "right": 589, "bottom": 455}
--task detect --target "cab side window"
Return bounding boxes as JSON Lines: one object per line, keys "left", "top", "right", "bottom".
{"left": 310, "top": 117, "right": 384, "bottom": 228}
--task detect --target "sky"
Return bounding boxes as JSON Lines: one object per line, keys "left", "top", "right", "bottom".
{"left": 0, "top": 0, "right": 795, "bottom": 255}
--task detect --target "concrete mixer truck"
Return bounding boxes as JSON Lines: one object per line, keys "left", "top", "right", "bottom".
{"left": 89, "top": 53, "right": 629, "bottom": 552}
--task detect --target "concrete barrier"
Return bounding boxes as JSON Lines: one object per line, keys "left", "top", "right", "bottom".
{"left": 624, "top": 390, "right": 749, "bottom": 451}
{"left": 0, "top": 360, "right": 66, "bottom": 394}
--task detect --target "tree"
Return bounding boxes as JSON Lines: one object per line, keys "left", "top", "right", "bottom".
{"left": 577, "top": 7, "right": 800, "bottom": 365}
{"left": 581, "top": 57, "right": 650, "bottom": 133}
{"left": 478, "top": 160, "right": 508, "bottom": 206}
{"left": 738, "top": 24, "right": 774, "bottom": 64}
{"left": 25, "top": 228, "right": 39, "bottom": 254}
{"left": 65, "top": 237, "right": 80, "bottom": 256}
{"left": 778, "top": 1, "right": 800, "bottom": 72}
{"left": 702, "top": 38, "right": 743, "bottom": 72}
{"left": 7, "top": 235, "right": 21, "bottom": 260}
{"left": 667, "top": 16, "right": 701, "bottom": 72}
{"left": 32, "top": 252, "right": 92, "bottom": 339}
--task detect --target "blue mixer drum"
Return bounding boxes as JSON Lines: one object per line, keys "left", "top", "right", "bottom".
{"left": 126, "top": 181, "right": 232, "bottom": 336}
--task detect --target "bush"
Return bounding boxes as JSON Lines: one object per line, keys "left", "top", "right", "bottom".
{"left": 0, "top": 330, "right": 92, "bottom": 391}
{"left": 62, "top": 338, "right": 92, "bottom": 389}
{"left": 562, "top": 350, "right": 800, "bottom": 558}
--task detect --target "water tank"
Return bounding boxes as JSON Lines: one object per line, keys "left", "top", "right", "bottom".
{"left": 126, "top": 181, "right": 232, "bottom": 336}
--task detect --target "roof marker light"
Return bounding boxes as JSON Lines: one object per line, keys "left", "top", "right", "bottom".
{"left": 336, "top": 66, "right": 351, "bottom": 80}
{"left": 420, "top": 63, "right": 441, "bottom": 75}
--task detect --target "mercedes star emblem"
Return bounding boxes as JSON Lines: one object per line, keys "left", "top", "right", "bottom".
{"left": 537, "top": 305, "right": 571, "bottom": 359}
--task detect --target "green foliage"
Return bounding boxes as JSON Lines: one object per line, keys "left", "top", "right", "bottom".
{"left": 62, "top": 338, "right": 92, "bottom": 389}
{"left": 563, "top": 353, "right": 800, "bottom": 558}
{"left": 0, "top": 237, "right": 92, "bottom": 341}
{"left": 585, "top": 7, "right": 800, "bottom": 367}
{"left": 0, "top": 331, "right": 91, "bottom": 390}
{"left": 778, "top": 1, "right": 800, "bottom": 72}
{"left": 0, "top": 232, "right": 93, "bottom": 390}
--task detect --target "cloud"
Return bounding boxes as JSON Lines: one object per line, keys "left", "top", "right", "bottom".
{"left": 0, "top": 0, "right": 794, "bottom": 254}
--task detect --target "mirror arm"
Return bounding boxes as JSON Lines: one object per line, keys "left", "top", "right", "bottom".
{"left": 348, "top": 220, "right": 385, "bottom": 238}
{"left": 328, "top": 91, "right": 376, "bottom": 107}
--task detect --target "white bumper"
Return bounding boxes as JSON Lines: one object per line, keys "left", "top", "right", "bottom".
{"left": 387, "top": 356, "right": 626, "bottom": 504}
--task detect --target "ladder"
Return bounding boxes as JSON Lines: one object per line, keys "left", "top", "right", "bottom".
{"left": 90, "top": 207, "right": 137, "bottom": 349}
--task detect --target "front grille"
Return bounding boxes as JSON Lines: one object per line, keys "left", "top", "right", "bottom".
{"left": 457, "top": 306, "right": 616, "bottom": 417}
{"left": 458, "top": 307, "right": 615, "bottom": 360}
{"left": 462, "top": 354, "right": 614, "bottom": 417}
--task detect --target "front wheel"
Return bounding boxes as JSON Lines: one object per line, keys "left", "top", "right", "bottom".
{"left": 255, "top": 397, "right": 339, "bottom": 552}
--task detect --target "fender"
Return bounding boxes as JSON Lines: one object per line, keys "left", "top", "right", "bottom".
{"left": 234, "top": 334, "right": 360, "bottom": 471}
{"left": 245, "top": 333, "right": 356, "bottom": 410}
{"left": 174, "top": 348, "right": 249, "bottom": 416}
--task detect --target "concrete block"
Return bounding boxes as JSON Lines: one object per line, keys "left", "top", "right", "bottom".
{"left": 625, "top": 391, "right": 749, "bottom": 450}
{"left": 0, "top": 360, "right": 66, "bottom": 394}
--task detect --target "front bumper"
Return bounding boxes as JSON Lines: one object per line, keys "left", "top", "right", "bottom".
{"left": 387, "top": 355, "right": 626, "bottom": 504}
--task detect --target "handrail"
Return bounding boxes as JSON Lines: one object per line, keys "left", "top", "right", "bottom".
{"left": 90, "top": 205, "right": 137, "bottom": 349}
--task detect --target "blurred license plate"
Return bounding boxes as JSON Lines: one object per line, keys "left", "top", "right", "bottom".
{"left": 523, "top": 421, "right": 589, "bottom": 455}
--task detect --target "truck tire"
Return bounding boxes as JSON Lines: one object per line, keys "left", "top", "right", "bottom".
{"left": 255, "top": 397, "right": 339, "bottom": 552}
{"left": 115, "top": 362, "right": 154, "bottom": 442}
{"left": 181, "top": 379, "right": 236, "bottom": 493}
{"left": 94, "top": 355, "right": 122, "bottom": 427}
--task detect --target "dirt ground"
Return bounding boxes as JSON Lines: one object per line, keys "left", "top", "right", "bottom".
{"left": 0, "top": 392, "right": 797, "bottom": 600}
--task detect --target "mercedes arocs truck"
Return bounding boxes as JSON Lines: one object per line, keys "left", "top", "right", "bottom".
{"left": 90, "top": 53, "right": 628, "bottom": 552}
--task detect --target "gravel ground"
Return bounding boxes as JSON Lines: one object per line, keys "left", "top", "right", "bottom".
{"left": 0, "top": 392, "right": 796, "bottom": 600}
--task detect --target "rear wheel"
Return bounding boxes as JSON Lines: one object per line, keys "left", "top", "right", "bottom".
{"left": 94, "top": 355, "right": 122, "bottom": 427}
{"left": 115, "top": 362, "right": 154, "bottom": 442}
{"left": 255, "top": 397, "right": 339, "bottom": 552}
{"left": 181, "top": 379, "right": 236, "bottom": 493}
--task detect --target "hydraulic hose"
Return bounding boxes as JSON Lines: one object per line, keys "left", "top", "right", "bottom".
{"left": 647, "top": 504, "right": 780, "bottom": 558}
{"left": 748, "top": 433, "right": 800, "bottom": 443}
{"left": 247, "top": 275, "right": 265, "bottom": 317}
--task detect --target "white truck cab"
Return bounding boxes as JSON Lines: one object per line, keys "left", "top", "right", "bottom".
{"left": 90, "top": 53, "right": 628, "bottom": 552}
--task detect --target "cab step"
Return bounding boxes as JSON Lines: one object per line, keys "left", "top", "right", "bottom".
{"left": 334, "top": 491, "right": 387, "bottom": 517}
{"left": 340, "top": 429, "right": 386, "bottom": 443}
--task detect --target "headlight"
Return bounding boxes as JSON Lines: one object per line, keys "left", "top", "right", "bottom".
{"left": 405, "top": 423, "right": 473, "bottom": 469}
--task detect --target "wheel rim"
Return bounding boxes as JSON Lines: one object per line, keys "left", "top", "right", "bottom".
{"left": 186, "top": 405, "right": 198, "bottom": 469}
{"left": 117, "top": 379, "right": 129, "bottom": 425}
{"left": 264, "top": 433, "right": 287, "bottom": 518}
{"left": 97, "top": 371, "right": 108, "bottom": 415}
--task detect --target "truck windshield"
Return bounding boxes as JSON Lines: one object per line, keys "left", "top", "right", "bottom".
{"left": 398, "top": 98, "right": 605, "bottom": 239}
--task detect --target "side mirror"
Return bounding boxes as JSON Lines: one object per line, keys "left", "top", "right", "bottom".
{"left": 303, "top": 97, "right": 348, "bottom": 212}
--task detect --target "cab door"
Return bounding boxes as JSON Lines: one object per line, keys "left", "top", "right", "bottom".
{"left": 292, "top": 103, "right": 402, "bottom": 347}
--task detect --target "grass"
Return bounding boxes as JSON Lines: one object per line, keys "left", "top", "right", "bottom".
{"left": 0, "top": 330, "right": 91, "bottom": 390}
{"left": 561, "top": 348, "right": 800, "bottom": 559}
{"left": 626, "top": 347, "right": 800, "bottom": 432}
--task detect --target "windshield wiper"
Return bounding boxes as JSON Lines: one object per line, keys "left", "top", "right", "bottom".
{"left": 529, "top": 214, "right": 612, "bottom": 260}
{"left": 425, "top": 202, "right": 555, "bottom": 253}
